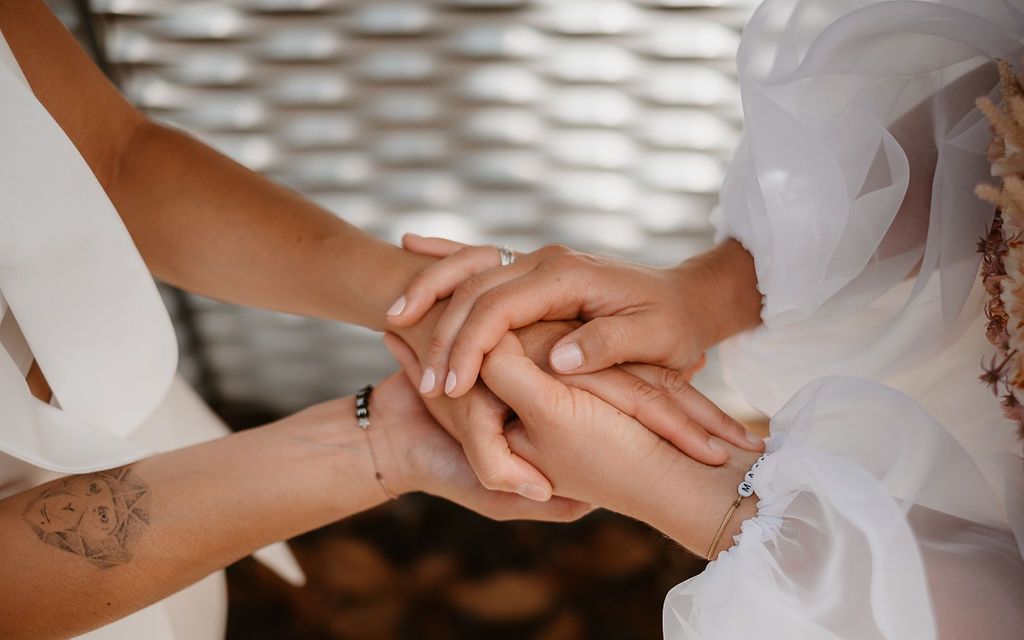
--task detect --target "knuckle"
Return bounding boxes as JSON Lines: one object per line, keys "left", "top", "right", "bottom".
{"left": 475, "top": 287, "right": 507, "bottom": 312}
{"left": 629, "top": 377, "right": 663, "bottom": 409}
{"left": 658, "top": 368, "right": 693, "bottom": 396}
{"left": 448, "top": 405, "right": 473, "bottom": 431}
{"left": 428, "top": 331, "right": 451, "bottom": 355}
{"left": 679, "top": 417, "right": 704, "bottom": 439}
{"left": 591, "top": 322, "right": 628, "bottom": 357}
{"left": 454, "top": 246, "right": 476, "bottom": 259}
{"left": 477, "top": 467, "right": 509, "bottom": 491}
{"left": 547, "top": 252, "right": 580, "bottom": 272}
{"left": 479, "top": 350, "right": 497, "bottom": 376}
{"left": 538, "top": 243, "right": 571, "bottom": 258}
{"left": 451, "top": 278, "right": 483, "bottom": 303}
{"left": 715, "top": 411, "right": 740, "bottom": 435}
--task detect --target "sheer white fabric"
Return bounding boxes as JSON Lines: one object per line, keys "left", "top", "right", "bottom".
{"left": 669, "top": 0, "right": 1024, "bottom": 638}
{"left": 715, "top": 0, "right": 1024, "bottom": 414}
{"left": 666, "top": 377, "right": 1024, "bottom": 640}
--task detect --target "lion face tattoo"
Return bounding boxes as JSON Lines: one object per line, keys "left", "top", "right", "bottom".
{"left": 23, "top": 467, "right": 150, "bottom": 569}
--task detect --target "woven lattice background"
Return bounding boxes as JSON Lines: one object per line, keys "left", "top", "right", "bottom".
{"left": 50, "top": 0, "right": 758, "bottom": 418}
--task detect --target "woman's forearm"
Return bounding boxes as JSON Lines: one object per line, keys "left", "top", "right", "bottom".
{"left": 0, "top": 396, "right": 385, "bottom": 639}
{"left": 2, "top": 0, "right": 432, "bottom": 332}
{"left": 109, "top": 121, "right": 433, "bottom": 330}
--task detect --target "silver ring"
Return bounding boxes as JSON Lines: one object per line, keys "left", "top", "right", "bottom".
{"left": 497, "top": 245, "right": 515, "bottom": 266}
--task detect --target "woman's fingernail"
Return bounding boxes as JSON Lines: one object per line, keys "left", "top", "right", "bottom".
{"left": 708, "top": 437, "right": 728, "bottom": 456}
{"left": 745, "top": 430, "right": 764, "bottom": 447}
{"left": 517, "top": 484, "right": 550, "bottom": 502}
{"left": 550, "top": 343, "right": 583, "bottom": 372}
{"left": 386, "top": 296, "right": 406, "bottom": 316}
{"left": 444, "top": 370, "right": 457, "bottom": 395}
{"left": 419, "top": 368, "right": 436, "bottom": 393}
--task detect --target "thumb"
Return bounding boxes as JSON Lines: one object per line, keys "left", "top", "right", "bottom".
{"left": 549, "top": 315, "right": 673, "bottom": 374}
{"left": 481, "top": 334, "right": 566, "bottom": 424}
{"left": 401, "top": 233, "right": 467, "bottom": 258}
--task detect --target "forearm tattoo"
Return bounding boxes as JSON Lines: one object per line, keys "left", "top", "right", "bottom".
{"left": 22, "top": 467, "right": 150, "bottom": 569}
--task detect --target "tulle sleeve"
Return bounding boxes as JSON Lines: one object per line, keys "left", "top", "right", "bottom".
{"left": 662, "top": 376, "right": 1024, "bottom": 640}
{"left": 714, "top": 0, "right": 1024, "bottom": 414}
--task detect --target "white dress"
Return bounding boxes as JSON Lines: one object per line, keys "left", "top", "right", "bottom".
{"left": 665, "top": 1, "right": 1024, "bottom": 638}
{"left": 0, "top": 29, "right": 300, "bottom": 640}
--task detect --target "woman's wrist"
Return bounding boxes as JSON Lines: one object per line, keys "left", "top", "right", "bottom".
{"left": 626, "top": 442, "right": 760, "bottom": 557}
{"left": 354, "top": 375, "right": 434, "bottom": 499}
{"left": 670, "top": 239, "right": 762, "bottom": 350}
{"left": 263, "top": 391, "right": 400, "bottom": 517}
{"left": 321, "top": 236, "right": 437, "bottom": 331}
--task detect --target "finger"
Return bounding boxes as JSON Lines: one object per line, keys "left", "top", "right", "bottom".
{"left": 393, "top": 329, "right": 555, "bottom": 501}
{"left": 682, "top": 352, "right": 707, "bottom": 381}
{"left": 401, "top": 233, "right": 467, "bottom": 258}
{"left": 388, "top": 331, "right": 556, "bottom": 502}
{"left": 441, "top": 268, "right": 596, "bottom": 398}
{"left": 561, "top": 367, "right": 730, "bottom": 466}
{"left": 418, "top": 263, "right": 542, "bottom": 397}
{"left": 623, "top": 363, "right": 764, "bottom": 454}
{"left": 388, "top": 244, "right": 509, "bottom": 328}
{"left": 396, "top": 372, "right": 587, "bottom": 519}
{"left": 548, "top": 314, "right": 683, "bottom": 374}
{"left": 479, "top": 334, "right": 570, "bottom": 428}
{"left": 449, "top": 483, "right": 592, "bottom": 522}
{"left": 382, "top": 332, "right": 422, "bottom": 385}
{"left": 453, "top": 386, "right": 554, "bottom": 501}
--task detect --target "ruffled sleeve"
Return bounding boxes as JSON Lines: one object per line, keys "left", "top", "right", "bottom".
{"left": 663, "top": 376, "right": 1024, "bottom": 640}
{"left": 714, "top": 0, "right": 1024, "bottom": 414}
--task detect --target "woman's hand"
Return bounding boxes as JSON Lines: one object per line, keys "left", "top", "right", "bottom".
{"left": 383, "top": 237, "right": 762, "bottom": 502}
{"left": 386, "top": 311, "right": 559, "bottom": 502}
{"left": 385, "top": 322, "right": 761, "bottom": 493}
{"left": 476, "top": 332, "right": 761, "bottom": 555}
{"left": 367, "top": 370, "right": 590, "bottom": 522}
{"left": 387, "top": 236, "right": 761, "bottom": 402}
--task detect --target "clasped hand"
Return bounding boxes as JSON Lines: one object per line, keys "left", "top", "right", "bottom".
{"left": 385, "top": 236, "right": 764, "bottom": 506}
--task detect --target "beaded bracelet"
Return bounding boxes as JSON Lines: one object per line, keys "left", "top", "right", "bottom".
{"left": 706, "top": 453, "right": 768, "bottom": 561}
{"left": 355, "top": 384, "right": 398, "bottom": 500}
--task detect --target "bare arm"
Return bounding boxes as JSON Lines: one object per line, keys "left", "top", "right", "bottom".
{"left": 0, "top": 0, "right": 426, "bottom": 330}
{"left": 0, "top": 373, "right": 585, "bottom": 640}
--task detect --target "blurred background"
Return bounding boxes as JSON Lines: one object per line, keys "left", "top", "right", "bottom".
{"left": 49, "top": 0, "right": 761, "bottom": 637}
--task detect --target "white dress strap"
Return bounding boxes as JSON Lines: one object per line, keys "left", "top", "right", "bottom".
{"left": 0, "top": 31, "right": 176, "bottom": 470}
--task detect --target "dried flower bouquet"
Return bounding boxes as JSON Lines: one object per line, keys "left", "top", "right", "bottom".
{"left": 976, "top": 58, "right": 1024, "bottom": 436}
